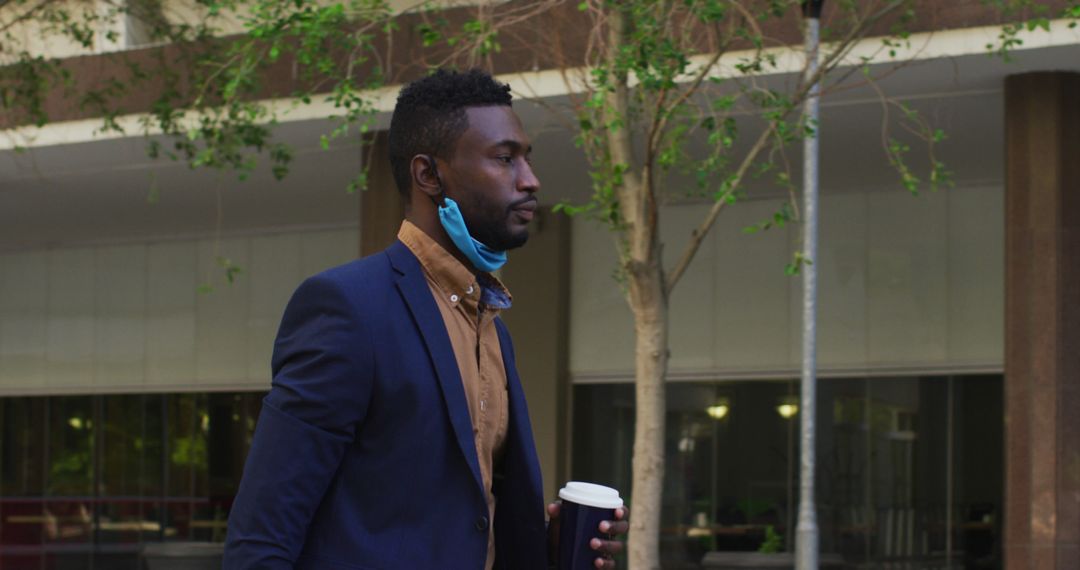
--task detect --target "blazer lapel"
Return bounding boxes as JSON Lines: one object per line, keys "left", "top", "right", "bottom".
{"left": 494, "top": 318, "right": 543, "bottom": 505}
{"left": 387, "top": 241, "right": 486, "bottom": 499}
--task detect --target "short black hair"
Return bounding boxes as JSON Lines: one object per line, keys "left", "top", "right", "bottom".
{"left": 387, "top": 68, "right": 513, "bottom": 198}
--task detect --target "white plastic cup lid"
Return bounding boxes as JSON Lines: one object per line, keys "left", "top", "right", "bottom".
{"left": 558, "top": 481, "right": 623, "bottom": 509}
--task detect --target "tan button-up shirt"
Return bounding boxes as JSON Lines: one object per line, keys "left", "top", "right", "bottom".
{"left": 398, "top": 221, "right": 510, "bottom": 570}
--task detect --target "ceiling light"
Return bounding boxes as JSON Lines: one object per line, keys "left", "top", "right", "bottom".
{"left": 706, "top": 397, "right": 730, "bottom": 420}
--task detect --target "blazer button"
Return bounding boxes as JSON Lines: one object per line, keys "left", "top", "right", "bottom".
{"left": 475, "top": 516, "right": 489, "bottom": 531}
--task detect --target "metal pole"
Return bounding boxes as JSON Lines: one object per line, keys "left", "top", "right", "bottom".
{"left": 796, "top": 2, "right": 823, "bottom": 569}
{"left": 945, "top": 377, "right": 954, "bottom": 568}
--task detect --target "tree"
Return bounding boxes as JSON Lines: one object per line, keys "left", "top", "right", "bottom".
{"left": 1, "top": 0, "right": 403, "bottom": 186}
{"left": 555, "top": 2, "right": 935, "bottom": 566}
{"left": 3, "top": 1, "right": 1077, "bottom": 568}
{"left": 535, "top": 1, "right": 1076, "bottom": 566}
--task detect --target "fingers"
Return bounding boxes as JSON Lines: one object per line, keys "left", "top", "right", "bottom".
{"left": 590, "top": 538, "right": 624, "bottom": 555}
{"left": 590, "top": 537, "right": 623, "bottom": 568}
{"left": 547, "top": 500, "right": 562, "bottom": 519}
{"left": 591, "top": 510, "right": 626, "bottom": 569}
{"left": 598, "top": 519, "right": 629, "bottom": 535}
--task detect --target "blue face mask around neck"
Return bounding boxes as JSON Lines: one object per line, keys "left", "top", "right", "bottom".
{"left": 437, "top": 196, "right": 507, "bottom": 272}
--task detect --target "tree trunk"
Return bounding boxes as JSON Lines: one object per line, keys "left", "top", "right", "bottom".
{"left": 626, "top": 260, "right": 668, "bottom": 570}
{"left": 602, "top": 5, "right": 669, "bottom": 568}
{"left": 606, "top": 97, "right": 669, "bottom": 570}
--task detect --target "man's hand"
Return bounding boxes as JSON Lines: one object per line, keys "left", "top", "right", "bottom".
{"left": 547, "top": 501, "right": 630, "bottom": 569}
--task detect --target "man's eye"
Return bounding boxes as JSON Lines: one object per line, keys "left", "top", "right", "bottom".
{"left": 496, "top": 155, "right": 513, "bottom": 164}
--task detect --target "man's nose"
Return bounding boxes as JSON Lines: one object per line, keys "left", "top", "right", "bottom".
{"left": 518, "top": 159, "right": 540, "bottom": 194}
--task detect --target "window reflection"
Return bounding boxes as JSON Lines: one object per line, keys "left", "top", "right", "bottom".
{"left": 1, "top": 397, "right": 48, "bottom": 569}
{"left": 0, "top": 391, "right": 264, "bottom": 569}
{"left": 100, "top": 395, "right": 164, "bottom": 548}
{"left": 572, "top": 375, "right": 1004, "bottom": 569}
{"left": 42, "top": 396, "right": 95, "bottom": 569}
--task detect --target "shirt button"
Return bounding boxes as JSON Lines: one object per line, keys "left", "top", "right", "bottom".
{"left": 467, "top": 285, "right": 475, "bottom": 295}
{"left": 450, "top": 294, "right": 459, "bottom": 303}
{"left": 475, "top": 516, "right": 489, "bottom": 531}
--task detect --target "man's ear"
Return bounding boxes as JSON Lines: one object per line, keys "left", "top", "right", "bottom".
{"left": 410, "top": 155, "right": 443, "bottom": 201}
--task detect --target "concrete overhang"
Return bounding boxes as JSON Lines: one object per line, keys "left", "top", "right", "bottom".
{"left": 1, "top": 20, "right": 1078, "bottom": 251}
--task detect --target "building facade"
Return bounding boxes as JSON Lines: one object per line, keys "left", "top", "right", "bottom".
{"left": 1, "top": 2, "right": 1078, "bottom": 568}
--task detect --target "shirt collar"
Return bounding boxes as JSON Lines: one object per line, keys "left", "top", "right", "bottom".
{"left": 397, "top": 220, "right": 512, "bottom": 309}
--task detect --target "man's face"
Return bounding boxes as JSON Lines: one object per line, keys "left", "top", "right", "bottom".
{"left": 440, "top": 106, "right": 540, "bottom": 251}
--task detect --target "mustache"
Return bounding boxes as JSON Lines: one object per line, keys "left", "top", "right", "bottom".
{"left": 508, "top": 196, "right": 538, "bottom": 210}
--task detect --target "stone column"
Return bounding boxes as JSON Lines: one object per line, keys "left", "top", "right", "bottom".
{"left": 1004, "top": 71, "right": 1080, "bottom": 570}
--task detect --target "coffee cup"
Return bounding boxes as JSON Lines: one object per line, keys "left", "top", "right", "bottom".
{"left": 557, "top": 481, "right": 623, "bottom": 570}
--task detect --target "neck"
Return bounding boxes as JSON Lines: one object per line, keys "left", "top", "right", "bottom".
{"left": 405, "top": 210, "right": 482, "bottom": 276}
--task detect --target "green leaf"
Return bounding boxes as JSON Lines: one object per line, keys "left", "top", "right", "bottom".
{"left": 347, "top": 171, "right": 368, "bottom": 194}
{"left": 1026, "top": 17, "right": 1050, "bottom": 32}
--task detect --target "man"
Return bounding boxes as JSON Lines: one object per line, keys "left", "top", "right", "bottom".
{"left": 224, "top": 69, "right": 627, "bottom": 569}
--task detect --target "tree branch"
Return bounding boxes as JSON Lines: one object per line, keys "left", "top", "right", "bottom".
{"left": 667, "top": 0, "right": 910, "bottom": 293}
{"left": 0, "top": 0, "right": 51, "bottom": 37}
{"left": 666, "top": 119, "right": 774, "bottom": 292}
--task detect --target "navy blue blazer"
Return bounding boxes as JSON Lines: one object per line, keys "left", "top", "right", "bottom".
{"left": 223, "top": 241, "right": 548, "bottom": 569}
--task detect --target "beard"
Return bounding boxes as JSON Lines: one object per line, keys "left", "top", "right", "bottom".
{"left": 461, "top": 194, "right": 533, "bottom": 251}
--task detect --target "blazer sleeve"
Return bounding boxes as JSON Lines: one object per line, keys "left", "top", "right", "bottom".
{"left": 224, "top": 274, "right": 375, "bottom": 569}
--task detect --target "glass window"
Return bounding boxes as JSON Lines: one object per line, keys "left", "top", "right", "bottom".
{"left": 1, "top": 397, "right": 48, "bottom": 569}
{"left": 571, "top": 375, "right": 1003, "bottom": 569}
{"left": 44, "top": 395, "right": 95, "bottom": 569}
{"left": 164, "top": 393, "right": 208, "bottom": 542}
{"left": 200, "top": 392, "right": 262, "bottom": 542}
{"left": 952, "top": 375, "right": 1003, "bottom": 566}
{"left": 1, "top": 397, "right": 47, "bottom": 497}
{"left": 0, "top": 390, "right": 265, "bottom": 569}
{"left": 99, "top": 394, "right": 165, "bottom": 549}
